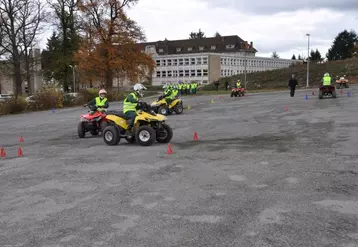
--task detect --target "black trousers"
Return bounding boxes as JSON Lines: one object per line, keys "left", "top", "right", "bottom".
{"left": 290, "top": 86, "right": 296, "bottom": 97}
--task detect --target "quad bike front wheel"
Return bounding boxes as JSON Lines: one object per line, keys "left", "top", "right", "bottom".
{"left": 158, "top": 106, "right": 169, "bottom": 115}
{"left": 78, "top": 122, "right": 85, "bottom": 138}
{"left": 135, "top": 126, "right": 156, "bottom": 146}
{"left": 103, "top": 126, "right": 120, "bottom": 145}
{"left": 156, "top": 123, "right": 173, "bottom": 143}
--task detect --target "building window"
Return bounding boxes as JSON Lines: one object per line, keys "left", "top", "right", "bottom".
{"left": 220, "top": 70, "right": 223, "bottom": 76}
{"left": 173, "top": 59, "right": 178, "bottom": 66}
{"left": 190, "top": 70, "right": 195, "bottom": 76}
{"left": 226, "top": 44, "right": 235, "bottom": 49}
{"left": 203, "top": 57, "right": 208, "bottom": 65}
{"left": 199, "top": 46, "right": 204, "bottom": 51}
{"left": 179, "top": 70, "right": 183, "bottom": 77}
{"left": 168, "top": 59, "right": 172, "bottom": 66}
{"left": 203, "top": 69, "right": 208, "bottom": 76}
{"left": 184, "top": 70, "right": 189, "bottom": 77}
{"left": 176, "top": 48, "right": 181, "bottom": 52}
{"left": 202, "top": 80, "right": 208, "bottom": 84}
{"left": 211, "top": 45, "right": 216, "bottom": 50}
{"left": 162, "top": 60, "right": 166, "bottom": 66}
{"left": 162, "top": 71, "right": 166, "bottom": 77}
{"left": 173, "top": 70, "right": 178, "bottom": 77}
{"left": 159, "top": 48, "right": 164, "bottom": 52}
{"left": 190, "top": 58, "right": 195, "bottom": 65}
{"left": 156, "top": 60, "right": 160, "bottom": 66}
{"left": 197, "top": 70, "right": 202, "bottom": 76}
{"left": 179, "top": 59, "right": 183, "bottom": 65}
{"left": 184, "top": 58, "right": 189, "bottom": 65}
{"left": 168, "top": 71, "right": 172, "bottom": 77}
{"left": 196, "top": 58, "right": 202, "bottom": 65}
{"left": 188, "top": 47, "right": 192, "bottom": 51}
{"left": 156, "top": 71, "right": 160, "bottom": 77}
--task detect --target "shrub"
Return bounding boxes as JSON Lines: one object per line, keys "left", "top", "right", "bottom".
{"left": 0, "top": 97, "right": 27, "bottom": 115}
{"left": 28, "top": 89, "right": 60, "bottom": 110}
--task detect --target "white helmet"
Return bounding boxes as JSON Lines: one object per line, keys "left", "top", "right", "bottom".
{"left": 99, "top": 89, "right": 107, "bottom": 98}
{"left": 324, "top": 73, "right": 329, "bottom": 77}
{"left": 133, "top": 83, "right": 147, "bottom": 97}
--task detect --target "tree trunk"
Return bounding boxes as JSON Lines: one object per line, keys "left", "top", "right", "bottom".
{"left": 25, "top": 54, "right": 32, "bottom": 95}
{"left": 13, "top": 61, "right": 23, "bottom": 96}
{"left": 105, "top": 69, "right": 113, "bottom": 92}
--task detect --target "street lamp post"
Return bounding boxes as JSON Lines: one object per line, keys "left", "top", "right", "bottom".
{"left": 306, "top": 34, "right": 310, "bottom": 87}
{"left": 244, "top": 51, "right": 247, "bottom": 87}
{"left": 69, "top": 65, "right": 76, "bottom": 92}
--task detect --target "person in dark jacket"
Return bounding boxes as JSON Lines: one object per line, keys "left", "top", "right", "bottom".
{"left": 288, "top": 74, "right": 298, "bottom": 97}
{"left": 225, "top": 80, "right": 229, "bottom": 91}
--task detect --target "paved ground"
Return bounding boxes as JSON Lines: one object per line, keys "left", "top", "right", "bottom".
{"left": 0, "top": 87, "right": 358, "bottom": 247}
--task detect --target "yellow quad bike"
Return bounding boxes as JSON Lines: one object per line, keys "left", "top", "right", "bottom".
{"left": 150, "top": 95, "right": 183, "bottom": 115}
{"left": 102, "top": 102, "right": 173, "bottom": 146}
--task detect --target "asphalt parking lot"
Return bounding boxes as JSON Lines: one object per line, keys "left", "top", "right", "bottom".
{"left": 0, "top": 87, "right": 358, "bottom": 247}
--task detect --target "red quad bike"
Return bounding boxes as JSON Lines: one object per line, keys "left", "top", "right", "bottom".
{"left": 318, "top": 85, "right": 337, "bottom": 99}
{"left": 77, "top": 105, "right": 108, "bottom": 138}
{"left": 230, "top": 87, "right": 245, "bottom": 97}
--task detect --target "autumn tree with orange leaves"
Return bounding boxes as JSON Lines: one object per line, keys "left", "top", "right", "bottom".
{"left": 74, "top": 0, "right": 155, "bottom": 91}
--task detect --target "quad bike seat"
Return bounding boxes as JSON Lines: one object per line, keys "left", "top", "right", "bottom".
{"left": 107, "top": 110, "right": 130, "bottom": 119}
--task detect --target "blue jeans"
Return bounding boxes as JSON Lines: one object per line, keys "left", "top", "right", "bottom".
{"left": 125, "top": 111, "right": 137, "bottom": 128}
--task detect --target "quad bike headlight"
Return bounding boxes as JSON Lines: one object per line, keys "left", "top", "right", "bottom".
{"left": 80, "top": 117, "right": 88, "bottom": 122}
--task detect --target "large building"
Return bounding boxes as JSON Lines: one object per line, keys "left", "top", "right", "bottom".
{"left": 137, "top": 35, "right": 299, "bottom": 86}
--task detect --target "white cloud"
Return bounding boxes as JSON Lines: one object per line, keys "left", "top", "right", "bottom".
{"left": 127, "top": 0, "right": 358, "bottom": 59}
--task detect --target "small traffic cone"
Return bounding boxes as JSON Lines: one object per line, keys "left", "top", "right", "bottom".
{"left": 167, "top": 144, "right": 173, "bottom": 154}
{"left": 305, "top": 94, "right": 308, "bottom": 100}
{"left": 0, "top": 147, "right": 6, "bottom": 157}
{"left": 187, "top": 104, "right": 191, "bottom": 110}
{"left": 193, "top": 132, "right": 199, "bottom": 141}
{"left": 347, "top": 91, "right": 350, "bottom": 97}
{"left": 211, "top": 99, "right": 214, "bottom": 104}
{"left": 285, "top": 105, "right": 288, "bottom": 111}
{"left": 17, "top": 147, "right": 23, "bottom": 157}
{"left": 19, "top": 136, "right": 24, "bottom": 143}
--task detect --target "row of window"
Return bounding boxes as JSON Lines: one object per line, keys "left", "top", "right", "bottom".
{"left": 221, "top": 69, "right": 263, "bottom": 76}
{"left": 156, "top": 57, "right": 208, "bottom": 66}
{"left": 156, "top": 69, "right": 208, "bottom": 78}
{"left": 158, "top": 44, "right": 235, "bottom": 53}
{"left": 156, "top": 80, "right": 208, "bottom": 85}
{"left": 221, "top": 58, "right": 292, "bottom": 67}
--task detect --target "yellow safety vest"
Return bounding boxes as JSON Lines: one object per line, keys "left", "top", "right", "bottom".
{"left": 323, "top": 76, "right": 331, "bottom": 86}
{"left": 236, "top": 82, "right": 241, "bottom": 88}
{"left": 95, "top": 97, "right": 108, "bottom": 107}
{"left": 123, "top": 93, "right": 138, "bottom": 113}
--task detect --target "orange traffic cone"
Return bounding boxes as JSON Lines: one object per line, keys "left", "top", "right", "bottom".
{"left": 17, "top": 147, "right": 23, "bottom": 157}
{"left": 193, "top": 132, "right": 199, "bottom": 141}
{"left": 19, "top": 136, "right": 24, "bottom": 143}
{"left": 285, "top": 105, "right": 288, "bottom": 111}
{"left": 0, "top": 147, "right": 6, "bottom": 157}
{"left": 167, "top": 144, "right": 173, "bottom": 154}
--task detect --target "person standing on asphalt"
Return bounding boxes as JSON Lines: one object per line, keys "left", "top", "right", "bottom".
{"left": 225, "top": 80, "right": 228, "bottom": 91}
{"left": 288, "top": 74, "right": 298, "bottom": 97}
{"left": 214, "top": 80, "right": 219, "bottom": 91}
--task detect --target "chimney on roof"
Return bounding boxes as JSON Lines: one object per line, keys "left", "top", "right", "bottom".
{"left": 244, "top": 41, "right": 248, "bottom": 49}
{"left": 250, "top": 41, "right": 253, "bottom": 48}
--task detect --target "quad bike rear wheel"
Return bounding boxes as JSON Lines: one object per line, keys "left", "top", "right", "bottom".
{"left": 103, "top": 126, "right": 120, "bottom": 145}
{"left": 174, "top": 103, "right": 183, "bottom": 114}
{"left": 78, "top": 122, "right": 85, "bottom": 138}
{"left": 156, "top": 123, "right": 173, "bottom": 143}
{"left": 135, "top": 125, "right": 156, "bottom": 146}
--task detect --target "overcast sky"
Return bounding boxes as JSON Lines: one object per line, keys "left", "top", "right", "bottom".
{"left": 39, "top": 0, "right": 358, "bottom": 59}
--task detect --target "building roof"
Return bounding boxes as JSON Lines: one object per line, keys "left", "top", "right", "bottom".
{"left": 137, "top": 35, "right": 258, "bottom": 55}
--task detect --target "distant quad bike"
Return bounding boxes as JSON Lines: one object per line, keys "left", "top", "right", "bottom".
{"left": 230, "top": 87, "right": 245, "bottom": 97}
{"left": 150, "top": 95, "right": 183, "bottom": 115}
{"left": 78, "top": 105, "right": 108, "bottom": 138}
{"left": 335, "top": 76, "right": 349, "bottom": 89}
{"left": 318, "top": 85, "right": 337, "bottom": 99}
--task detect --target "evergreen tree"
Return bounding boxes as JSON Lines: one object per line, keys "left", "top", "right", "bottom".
{"left": 326, "top": 30, "right": 357, "bottom": 61}
{"left": 310, "top": 49, "right": 322, "bottom": 62}
{"left": 189, "top": 29, "right": 205, "bottom": 39}
{"left": 214, "top": 32, "right": 221, "bottom": 37}
{"left": 298, "top": 54, "right": 302, "bottom": 60}
{"left": 291, "top": 54, "right": 296, "bottom": 60}
{"left": 271, "top": 51, "right": 279, "bottom": 58}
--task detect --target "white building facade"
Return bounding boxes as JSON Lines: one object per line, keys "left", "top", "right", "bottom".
{"left": 137, "top": 35, "right": 299, "bottom": 86}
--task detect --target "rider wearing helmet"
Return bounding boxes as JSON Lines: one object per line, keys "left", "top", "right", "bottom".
{"left": 85, "top": 89, "right": 109, "bottom": 112}
{"left": 123, "top": 83, "right": 147, "bottom": 131}
{"left": 236, "top": 79, "right": 241, "bottom": 88}
{"left": 162, "top": 84, "right": 174, "bottom": 105}
{"left": 322, "top": 72, "right": 332, "bottom": 86}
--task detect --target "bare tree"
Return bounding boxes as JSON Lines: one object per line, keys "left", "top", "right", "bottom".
{"left": 19, "top": 0, "right": 47, "bottom": 94}
{"left": 0, "top": 0, "right": 46, "bottom": 96}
